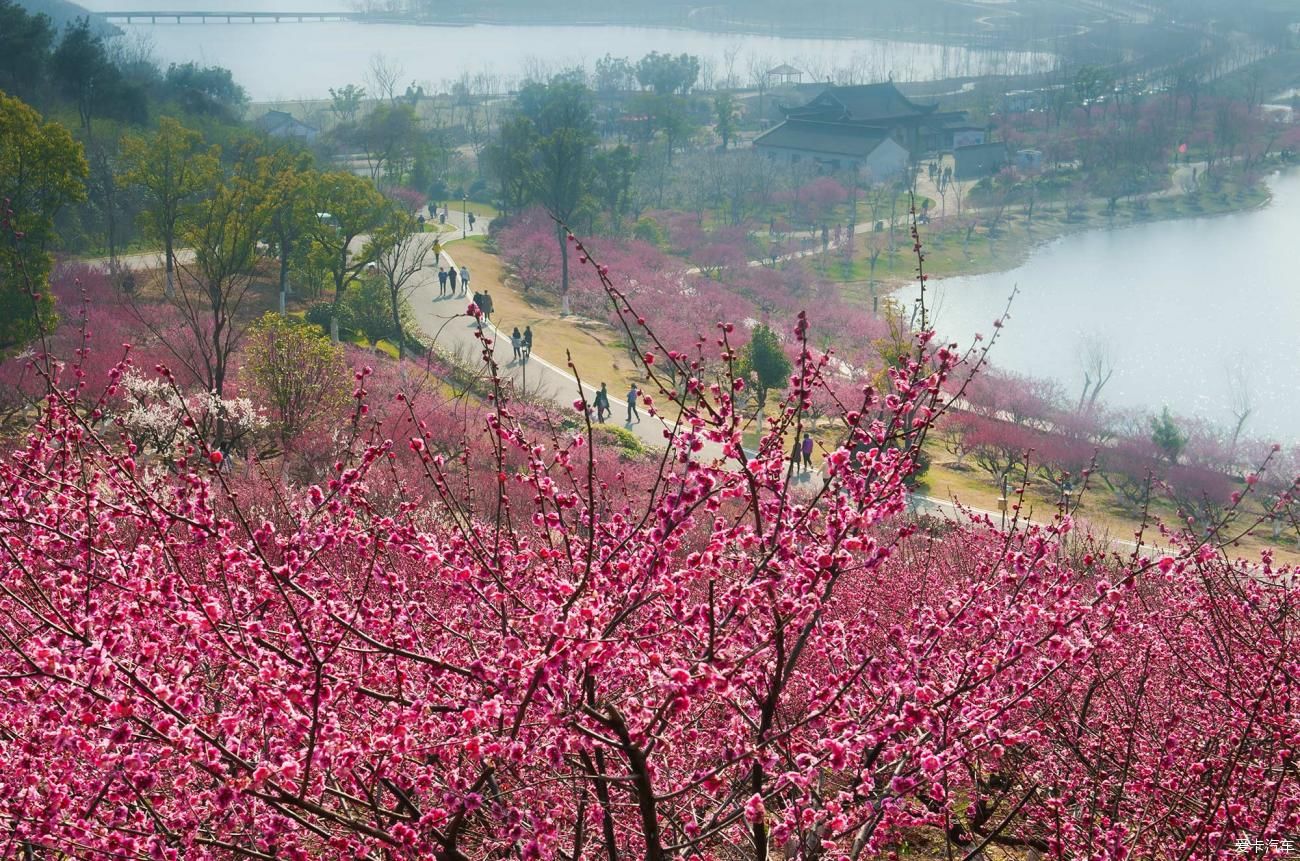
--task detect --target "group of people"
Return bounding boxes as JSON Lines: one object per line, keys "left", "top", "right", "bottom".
{"left": 510, "top": 326, "right": 533, "bottom": 363}
{"left": 586, "top": 382, "right": 640, "bottom": 425}
{"left": 437, "top": 263, "right": 470, "bottom": 298}
{"left": 790, "top": 432, "right": 815, "bottom": 474}
{"left": 422, "top": 208, "right": 652, "bottom": 438}
{"left": 426, "top": 203, "right": 477, "bottom": 231}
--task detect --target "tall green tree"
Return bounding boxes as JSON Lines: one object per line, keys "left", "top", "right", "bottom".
{"left": 1074, "top": 65, "right": 1113, "bottom": 120}
{"left": 256, "top": 150, "right": 317, "bottom": 315}
{"left": 329, "top": 84, "right": 366, "bottom": 124}
{"left": 714, "top": 92, "right": 738, "bottom": 150}
{"left": 51, "top": 19, "right": 145, "bottom": 135}
{"left": 344, "top": 102, "right": 422, "bottom": 183}
{"left": 484, "top": 115, "right": 537, "bottom": 217}
{"left": 0, "top": 92, "right": 88, "bottom": 353}
{"left": 1151, "top": 406, "right": 1188, "bottom": 465}
{"left": 162, "top": 62, "right": 247, "bottom": 120}
{"left": 518, "top": 78, "right": 597, "bottom": 315}
{"left": 590, "top": 144, "right": 638, "bottom": 230}
{"left": 634, "top": 52, "right": 700, "bottom": 95}
{"left": 0, "top": 0, "right": 55, "bottom": 105}
{"left": 305, "top": 171, "right": 388, "bottom": 342}
{"left": 741, "top": 323, "right": 791, "bottom": 411}
{"left": 365, "top": 207, "right": 432, "bottom": 360}
{"left": 346, "top": 273, "right": 397, "bottom": 350}
{"left": 634, "top": 93, "right": 697, "bottom": 166}
{"left": 120, "top": 117, "right": 221, "bottom": 298}
{"left": 166, "top": 155, "right": 270, "bottom": 407}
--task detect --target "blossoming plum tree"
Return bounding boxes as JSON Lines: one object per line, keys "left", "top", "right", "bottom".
{"left": 0, "top": 211, "right": 1294, "bottom": 861}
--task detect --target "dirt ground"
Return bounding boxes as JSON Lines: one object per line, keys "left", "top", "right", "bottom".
{"left": 449, "top": 237, "right": 644, "bottom": 397}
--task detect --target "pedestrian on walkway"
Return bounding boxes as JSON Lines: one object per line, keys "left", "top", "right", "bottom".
{"left": 790, "top": 437, "right": 802, "bottom": 474}
{"left": 522, "top": 326, "right": 533, "bottom": 363}
{"left": 472, "top": 291, "right": 483, "bottom": 313}
{"left": 479, "top": 290, "right": 494, "bottom": 320}
{"left": 626, "top": 383, "right": 640, "bottom": 424}
{"left": 511, "top": 327, "right": 522, "bottom": 361}
{"left": 594, "top": 383, "right": 610, "bottom": 423}
{"left": 801, "top": 432, "right": 814, "bottom": 472}
{"left": 467, "top": 212, "right": 477, "bottom": 232}
{"left": 448, "top": 266, "right": 458, "bottom": 294}
{"left": 459, "top": 265, "right": 470, "bottom": 296}
{"left": 437, "top": 266, "right": 448, "bottom": 297}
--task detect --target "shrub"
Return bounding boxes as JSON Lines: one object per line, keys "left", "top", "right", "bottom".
{"left": 304, "top": 301, "right": 335, "bottom": 335}
{"left": 592, "top": 422, "right": 645, "bottom": 457}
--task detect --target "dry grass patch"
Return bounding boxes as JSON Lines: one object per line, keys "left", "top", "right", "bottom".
{"left": 447, "top": 237, "right": 644, "bottom": 396}
{"left": 921, "top": 446, "right": 1300, "bottom": 564}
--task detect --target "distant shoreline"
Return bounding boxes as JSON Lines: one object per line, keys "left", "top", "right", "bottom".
{"left": 875, "top": 169, "right": 1285, "bottom": 296}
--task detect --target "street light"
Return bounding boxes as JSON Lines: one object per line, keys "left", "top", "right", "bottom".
{"left": 998, "top": 475, "right": 1009, "bottom": 530}
{"left": 462, "top": 193, "right": 468, "bottom": 240}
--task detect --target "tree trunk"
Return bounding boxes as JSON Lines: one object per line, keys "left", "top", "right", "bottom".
{"left": 164, "top": 236, "right": 175, "bottom": 299}
{"left": 278, "top": 247, "right": 291, "bottom": 316}
{"left": 391, "top": 289, "right": 405, "bottom": 361}
{"left": 558, "top": 223, "right": 571, "bottom": 316}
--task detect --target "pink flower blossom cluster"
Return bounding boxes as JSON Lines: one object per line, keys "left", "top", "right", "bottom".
{"left": 0, "top": 245, "right": 1294, "bottom": 861}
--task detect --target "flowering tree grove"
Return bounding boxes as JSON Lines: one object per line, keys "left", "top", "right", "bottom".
{"left": 0, "top": 211, "right": 1296, "bottom": 860}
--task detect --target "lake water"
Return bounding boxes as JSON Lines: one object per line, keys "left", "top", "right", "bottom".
{"left": 903, "top": 170, "right": 1300, "bottom": 441}
{"left": 76, "top": 0, "right": 1050, "bottom": 100}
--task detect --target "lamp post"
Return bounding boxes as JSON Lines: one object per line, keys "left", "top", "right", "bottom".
{"left": 462, "top": 193, "right": 468, "bottom": 240}
{"left": 998, "top": 475, "right": 1009, "bottom": 530}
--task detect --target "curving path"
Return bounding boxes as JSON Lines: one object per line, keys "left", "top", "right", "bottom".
{"left": 406, "top": 233, "right": 683, "bottom": 454}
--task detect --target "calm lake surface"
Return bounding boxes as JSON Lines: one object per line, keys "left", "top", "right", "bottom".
{"left": 903, "top": 170, "right": 1300, "bottom": 441}
{"left": 78, "top": 0, "right": 1049, "bottom": 100}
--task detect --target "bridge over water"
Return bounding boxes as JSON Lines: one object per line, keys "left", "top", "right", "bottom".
{"left": 100, "top": 9, "right": 359, "bottom": 23}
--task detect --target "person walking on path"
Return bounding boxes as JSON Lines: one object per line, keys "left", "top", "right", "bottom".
{"left": 447, "top": 266, "right": 458, "bottom": 295}
{"left": 593, "top": 383, "right": 610, "bottom": 423}
{"left": 790, "top": 437, "right": 802, "bottom": 474}
{"left": 522, "top": 326, "right": 533, "bottom": 363}
{"left": 437, "top": 266, "right": 448, "bottom": 297}
{"left": 467, "top": 212, "right": 477, "bottom": 232}
{"left": 479, "top": 290, "right": 494, "bottom": 321}
{"left": 510, "top": 327, "right": 522, "bottom": 361}
{"left": 472, "top": 291, "right": 483, "bottom": 314}
{"left": 626, "top": 383, "right": 641, "bottom": 424}
{"left": 801, "top": 432, "right": 814, "bottom": 472}
{"left": 459, "top": 265, "right": 470, "bottom": 296}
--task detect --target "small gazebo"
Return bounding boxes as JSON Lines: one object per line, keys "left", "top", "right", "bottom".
{"left": 767, "top": 64, "right": 804, "bottom": 86}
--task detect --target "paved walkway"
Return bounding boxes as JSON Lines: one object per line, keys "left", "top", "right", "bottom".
{"left": 407, "top": 234, "right": 685, "bottom": 454}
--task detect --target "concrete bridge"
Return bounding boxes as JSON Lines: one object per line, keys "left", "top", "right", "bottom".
{"left": 100, "top": 9, "right": 358, "bottom": 23}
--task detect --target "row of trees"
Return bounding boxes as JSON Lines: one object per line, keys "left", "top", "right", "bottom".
{"left": 937, "top": 366, "right": 1298, "bottom": 529}
{"left": 2, "top": 85, "right": 442, "bottom": 423}
{"left": 0, "top": 0, "right": 268, "bottom": 297}
{"left": 0, "top": 229, "right": 1296, "bottom": 857}
{"left": 0, "top": 3, "right": 247, "bottom": 130}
